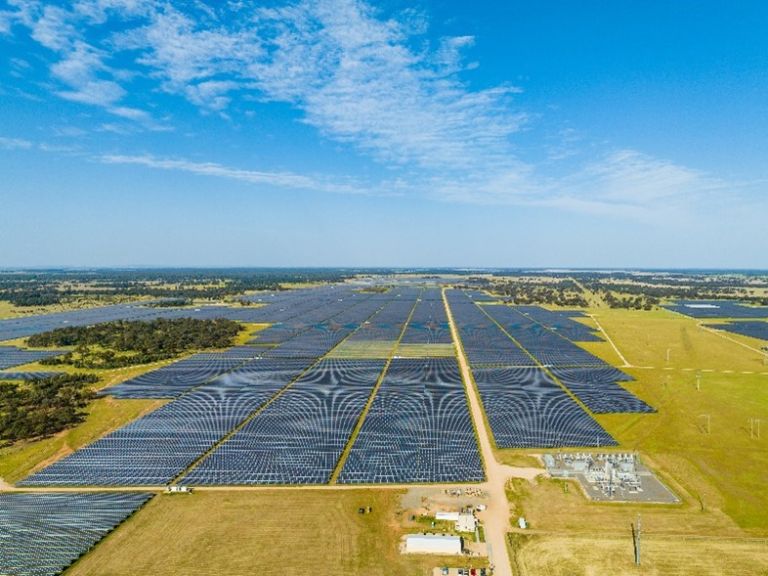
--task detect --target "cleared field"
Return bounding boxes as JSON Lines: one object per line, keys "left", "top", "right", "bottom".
{"left": 327, "top": 340, "right": 398, "bottom": 358}
{"left": 65, "top": 490, "right": 470, "bottom": 576}
{"left": 232, "top": 322, "right": 270, "bottom": 346}
{"left": 513, "top": 533, "right": 768, "bottom": 576}
{"left": 594, "top": 308, "right": 767, "bottom": 371}
{"left": 396, "top": 343, "right": 456, "bottom": 357}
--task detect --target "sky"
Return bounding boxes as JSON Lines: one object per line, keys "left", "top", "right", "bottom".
{"left": 0, "top": 0, "right": 766, "bottom": 268}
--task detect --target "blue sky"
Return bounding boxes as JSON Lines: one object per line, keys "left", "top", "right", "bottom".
{"left": 0, "top": 0, "right": 766, "bottom": 268}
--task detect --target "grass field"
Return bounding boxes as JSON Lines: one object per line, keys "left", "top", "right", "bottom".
{"left": 396, "top": 343, "right": 456, "bottom": 357}
{"left": 512, "top": 533, "right": 768, "bottom": 576}
{"left": 497, "top": 305, "right": 768, "bottom": 575}
{"left": 328, "top": 340, "right": 398, "bottom": 358}
{"left": 65, "top": 490, "right": 476, "bottom": 576}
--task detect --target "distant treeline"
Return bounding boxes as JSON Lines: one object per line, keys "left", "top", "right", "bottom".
{"left": 476, "top": 279, "right": 589, "bottom": 307}
{"left": 0, "top": 268, "right": 355, "bottom": 306}
{"left": 0, "top": 373, "right": 98, "bottom": 446}
{"left": 29, "top": 318, "right": 242, "bottom": 369}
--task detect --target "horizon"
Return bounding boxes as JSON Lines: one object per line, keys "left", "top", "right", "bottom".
{"left": 3, "top": 265, "right": 768, "bottom": 274}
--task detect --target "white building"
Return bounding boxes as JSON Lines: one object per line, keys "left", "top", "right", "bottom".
{"left": 456, "top": 513, "right": 477, "bottom": 533}
{"left": 405, "top": 534, "right": 463, "bottom": 555}
{"left": 435, "top": 511, "right": 477, "bottom": 533}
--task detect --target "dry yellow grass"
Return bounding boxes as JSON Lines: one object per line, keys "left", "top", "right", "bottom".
{"left": 513, "top": 533, "right": 768, "bottom": 576}
{"left": 65, "top": 490, "right": 477, "bottom": 576}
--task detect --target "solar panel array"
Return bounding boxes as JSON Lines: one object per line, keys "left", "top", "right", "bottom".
{"left": 338, "top": 358, "right": 484, "bottom": 483}
{"left": 0, "top": 285, "right": 362, "bottom": 343}
{"left": 183, "top": 358, "right": 386, "bottom": 485}
{"left": 0, "top": 371, "right": 61, "bottom": 380}
{"left": 0, "top": 492, "right": 152, "bottom": 576}
{"left": 400, "top": 295, "right": 452, "bottom": 344}
{"left": 0, "top": 345, "right": 67, "bottom": 369}
{"left": 346, "top": 297, "right": 415, "bottom": 342}
{"left": 261, "top": 296, "right": 385, "bottom": 358}
{"left": 446, "top": 291, "right": 533, "bottom": 366}
{"left": 471, "top": 367, "right": 618, "bottom": 448}
{"left": 704, "top": 321, "right": 768, "bottom": 342}
{"left": 19, "top": 289, "right": 399, "bottom": 486}
{"left": 103, "top": 348, "right": 260, "bottom": 399}
{"left": 665, "top": 300, "right": 768, "bottom": 318}
{"left": 19, "top": 358, "right": 313, "bottom": 486}
{"left": 483, "top": 305, "right": 607, "bottom": 366}
{"left": 549, "top": 366, "right": 654, "bottom": 414}
{"left": 446, "top": 290, "right": 621, "bottom": 448}
{"left": 513, "top": 306, "right": 602, "bottom": 342}
{"left": 480, "top": 304, "right": 654, "bottom": 414}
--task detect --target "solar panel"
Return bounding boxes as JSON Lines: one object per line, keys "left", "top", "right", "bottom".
{"left": 549, "top": 366, "right": 654, "bottom": 414}
{"left": 0, "top": 492, "right": 152, "bottom": 576}
{"left": 338, "top": 358, "right": 484, "bottom": 484}
{"left": 471, "top": 366, "right": 618, "bottom": 448}
{"left": 0, "top": 346, "right": 67, "bottom": 370}
{"left": 182, "top": 358, "right": 387, "bottom": 485}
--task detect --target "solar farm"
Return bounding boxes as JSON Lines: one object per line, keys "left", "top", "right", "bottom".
{"left": 2, "top": 279, "right": 768, "bottom": 576}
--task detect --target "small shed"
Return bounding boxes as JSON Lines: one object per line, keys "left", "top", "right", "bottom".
{"left": 405, "top": 534, "right": 463, "bottom": 555}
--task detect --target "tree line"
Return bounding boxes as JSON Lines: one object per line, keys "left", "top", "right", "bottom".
{"left": 29, "top": 318, "right": 243, "bottom": 369}
{"left": 0, "top": 373, "right": 98, "bottom": 446}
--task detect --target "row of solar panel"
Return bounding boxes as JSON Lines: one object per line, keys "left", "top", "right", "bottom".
{"left": 0, "top": 345, "right": 66, "bottom": 370}
{"left": 513, "top": 305, "right": 602, "bottom": 342}
{"left": 446, "top": 290, "right": 650, "bottom": 449}
{"left": 704, "top": 321, "right": 768, "bottom": 342}
{"left": 400, "top": 299, "right": 452, "bottom": 344}
{"left": 0, "top": 492, "right": 153, "bottom": 576}
{"left": 479, "top": 304, "right": 655, "bottom": 414}
{"left": 19, "top": 358, "right": 315, "bottom": 486}
{"left": 338, "top": 358, "right": 483, "bottom": 483}
{"left": 665, "top": 300, "right": 768, "bottom": 319}
{"left": 0, "top": 371, "right": 61, "bottom": 380}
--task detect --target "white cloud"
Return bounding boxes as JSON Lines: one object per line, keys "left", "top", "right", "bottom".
{"left": 51, "top": 41, "right": 125, "bottom": 106}
{"left": 566, "top": 149, "right": 728, "bottom": 204}
{"left": 0, "top": 136, "right": 33, "bottom": 149}
{"left": 29, "top": 4, "right": 76, "bottom": 50}
{"left": 241, "top": 1, "right": 526, "bottom": 172}
{"left": 0, "top": 10, "right": 13, "bottom": 34}
{"left": 98, "top": 153, "right": 372, "bottom": 196}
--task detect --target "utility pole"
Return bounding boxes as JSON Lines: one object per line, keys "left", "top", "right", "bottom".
{"left": 696, "top": 373, "right": 701, "bottom": 392}
{"left": 699, "top": 414, "right": 711, "bottom": 434}
{"left": 633, "top": 513, "right": 642, "bottom": 566}
{"left": 750, "top": 418, "right": 761, "bottom": 440}
{"left": 666, "top": 348, "right": 671, "bottom": 363}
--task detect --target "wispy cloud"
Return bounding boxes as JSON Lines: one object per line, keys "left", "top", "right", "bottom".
{"left": 98, "top": 153, "right": 374, "bottom": 196}
{"left": 0, "top": 136, "right": 33, "bottom": 149}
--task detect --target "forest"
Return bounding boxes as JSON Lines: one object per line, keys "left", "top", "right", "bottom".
{"left": 0, "top": 373, "right": 98, "bottom": 445}
{"left": 29, "top": 318, "right": 243, "bottom": 369}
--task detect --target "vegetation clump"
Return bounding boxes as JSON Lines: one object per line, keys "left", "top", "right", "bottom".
{"left": 0, "top": 373, "right": 98, "bottom": 445}
{"left": 29, "top": 318, "right": 243, "bottom": 368}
